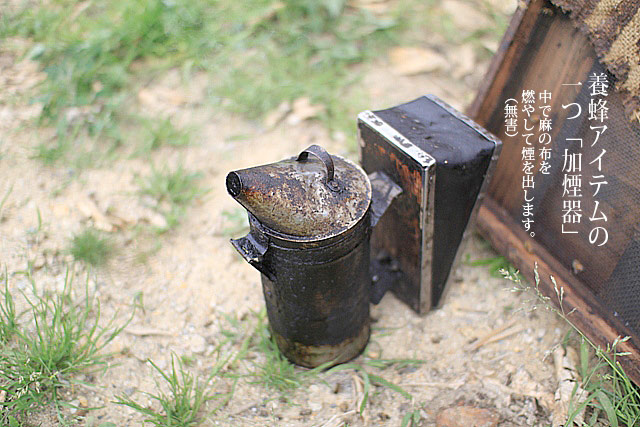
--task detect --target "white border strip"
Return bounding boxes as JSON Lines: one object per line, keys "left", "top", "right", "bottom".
{"left": 358, "top": 111, "right": 435, "bottom": 168}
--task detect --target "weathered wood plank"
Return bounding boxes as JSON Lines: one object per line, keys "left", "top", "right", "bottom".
{"left": 478, "top": 198, "right": 640, "bottom": 385}
{"left": 470, "top": 0, "right": 640, "bottom": 385}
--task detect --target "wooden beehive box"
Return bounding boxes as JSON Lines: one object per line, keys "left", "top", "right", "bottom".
{"left": 469, "top": 0, "right": 640, "bottom": 383}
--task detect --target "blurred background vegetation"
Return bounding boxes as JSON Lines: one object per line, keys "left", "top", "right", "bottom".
{"left": 0, "top": 0, "right": 509, "bottom": 167}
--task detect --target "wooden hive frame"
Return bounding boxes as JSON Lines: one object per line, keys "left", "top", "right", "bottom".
{"left": 468, "top": 0, "right": 640, "bottom": 384}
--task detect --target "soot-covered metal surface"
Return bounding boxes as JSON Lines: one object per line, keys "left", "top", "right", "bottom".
{"left": 359, "top": 95, "right": 501, "bottom": 313}
{"left": 226, "top": 150, "right": 371, "bottom": 242}
{"left": 227, "top": 147, "right": 375, "bottom": 367}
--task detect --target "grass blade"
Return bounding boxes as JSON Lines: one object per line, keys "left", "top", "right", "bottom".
{"left": 359, "top": 369, "right": 370, "bottom": 414}
{"left": 400, "top": 411, "right": 413, "bottom": 427}
{"left": 580, "top": 337, "right": 589, "bottom": 379}
{"left": 369, "top": 374, "right": 412, "bottom": 400}
{"left": 595, "top": 390, "right": 619, "bottom": 427}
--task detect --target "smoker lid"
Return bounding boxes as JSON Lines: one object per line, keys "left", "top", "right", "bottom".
{"left": 226, "top": 145, "right": 372, "bottom": 241}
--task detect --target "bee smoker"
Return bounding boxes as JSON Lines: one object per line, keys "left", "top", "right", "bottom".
{"left": 226, "top": 95, "right": 501, "bottom": 368}
{"left": 226, "top": 145, "right": 400, "bottom": 367}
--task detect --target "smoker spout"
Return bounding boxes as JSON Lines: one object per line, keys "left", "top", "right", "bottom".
{"left": 224, "top": 166, "right": 273, "bottom": 227}
{"left": 225, "top": 167, "right": 263, "bottom": 216}
{"left": 226, "top": 171, "right": 243, "bottom": 198}
{"left": 226, "top": 163, "right": 316, "bottom": 236}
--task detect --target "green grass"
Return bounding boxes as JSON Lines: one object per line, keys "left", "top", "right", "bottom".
{"left": 1, "top": 0, "right": 411, "bottom": 165}
{"left": 249, "top": 322, "right": 306, "bottom": 393}
{"left": 113, "top": 317, "right": 246, "bottom": 425}
{"left": 117, "top": 310, "right": 422, "bottom": 423}
{"left": 565, "top": 336, "right": 640, "bottom": 427}
{"left": 0, "top": 270, "right": 18, "bottom": 344}
{"left": 467, "top": 254, "right": 519, "bottom": 278}
{"left": 244, "top": 311, "right": 336, "bottom": 396}
{"left": 401, "top": 407, "right": 424, "bottom": 427}
{"left": 2, "top": 0, "right": 513, "bottom": 165}
{"left": 115, "top": 355, "right": 215, "bottom": 427}
{"left": 33, "top": 139, "right": 69, "bottom": 166}
{"left": 137, "top": 163, "right": 207, "bottom": 231}
{"left": 0, "top": 269, "right": 132, "bottom": 425}
{"left": 327, "top": 356, "right": 422, "bottom": 415}
{"left": 137, "top": 117, "right": 191, "bottom": 155}
{"left": 237, "top": 312, "right": 422, "bottom": 410}
{"left": 237, "top": 312, "right": 423, "bottom": 414}
{"left": 2, "top": 0, "right": 204, "bottom": 158}
{"left": 138, "top": 164, "right": 205, "bottom": 206}
{"left": 208, "top": 0, "right": 401, "bottom": 131}
{"left": 69, "top": 228, "right": 114, "bottom": 267}
{"left": 502, "top": 267, "right": 640, "bottom": 427}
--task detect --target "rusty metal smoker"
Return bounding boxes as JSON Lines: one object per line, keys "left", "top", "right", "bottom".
{"left": 226, "top": 145, "right": 399, "bottom": 367}
{"left": 227, "top": 95, "right": 501, "bottom": 368}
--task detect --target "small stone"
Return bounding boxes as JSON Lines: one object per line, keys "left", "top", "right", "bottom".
{"left": 78, "top": 395, "right": 88, "bottom": 407}
{"left": 441, "top": 0, "right": 492, "bottom": 33}
{"left": 309, "top": 401, "right": 323, "bottom": 412}
{"left": 436, "top": 406, "right": 499, "bottom": 427}
{"left": 286, "top": 97, "right": 325, "bottom": 125}
{"left": 389, "top": 46, "right": 448, "bottom": 75}
{"left": 449, "top": 44, "right": 476, "bottom": 79}
{"left": 69, "top": 399, "right": 79, "bottom": 414}
{"left": 189, "top": 334, "right": 207, "bottom": 354}
{"left": 146, "top": 211, "right": 168, "bottom": 229}
{"left": 309, "top": 384, "right": 321, "bottom": 393}
{"left": 481, "top": 38, "right": 499, "bottom": 53}
{"left": 264, "top": 101, "right": 291, "bottom": 129}
{"left": 32, "top": 253, "right": 46, "bottom": 269}
{"left": 332, "top": 131, "right": 346, "bottom": 143}
{"left": 378, "top": 411, "right": 391, "bottom": 420}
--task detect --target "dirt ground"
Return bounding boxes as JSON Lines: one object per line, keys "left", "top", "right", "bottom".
{"left": 0, "top": 1, "right": 585, "bottom": 425}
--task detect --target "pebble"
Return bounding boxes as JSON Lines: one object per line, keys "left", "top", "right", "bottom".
{"left": 436, "top": 406, "right": 499, "bottom": 427}
{"left": 78, "top": 395, "right": 88, "bottom": 407}
{"left": 307, "top": 384, "right": 324, "bottom": 412}
{"left": 309, "top": 401, "right": 323, "bottom": 412}
{"left": 69, "top": 399, "right": 79, "bottom": 414}
{"left": 442, "top": 0, "right": 492, "bottom": 33}
{"left": 32, "top": 253, "right": 46, "bottom": 269}
{"left": 189, "top": 334, "right": 207, "bottom": 354}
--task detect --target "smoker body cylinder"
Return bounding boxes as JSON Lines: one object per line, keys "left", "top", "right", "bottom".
{"left": 253, "top": 213, "right": 371, "bottom": 368}
{"left": 227, "top": 145, "right": 378, "bottom": 368}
